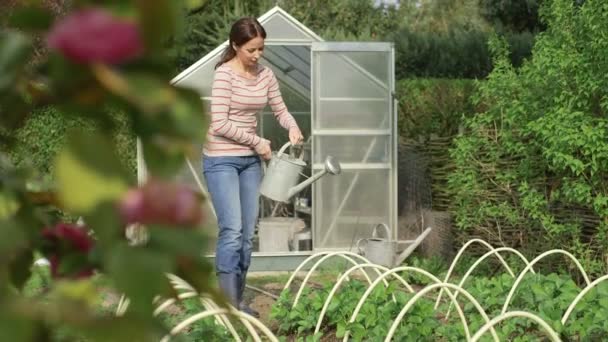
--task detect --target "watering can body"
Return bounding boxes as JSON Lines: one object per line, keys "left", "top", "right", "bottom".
{"left": 260, "top": 142, "right": 341, "bottom": 203}
{"left": 259, "top": 148, "right": 306, "bottom": 203}
{"left": 357, "top": 223, "right": 396, "bottom": 267}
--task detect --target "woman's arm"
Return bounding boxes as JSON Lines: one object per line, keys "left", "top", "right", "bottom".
{"left": 209, "top": 69, "right": 263, "bottom": 147}
{"left": 267, "top": 69, "right": 299, "bottom": 131}
{"left": 267, "top": 69, "right": 304, "bottom": 144}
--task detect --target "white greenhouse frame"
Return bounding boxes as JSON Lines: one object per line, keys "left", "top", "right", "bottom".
{"left": 136, "top": 6, "right": 398, "bottom": 271}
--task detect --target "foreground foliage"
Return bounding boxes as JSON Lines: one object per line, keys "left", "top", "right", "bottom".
{"left": 1, "top": 1, "right": 217, "bottom": 340}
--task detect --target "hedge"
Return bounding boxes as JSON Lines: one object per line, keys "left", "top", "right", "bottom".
{"left": 391, "top": 28, "right": 535, "bottom": 79}
{"left": 7, "top": 106, "right": 136, "bottom": 176}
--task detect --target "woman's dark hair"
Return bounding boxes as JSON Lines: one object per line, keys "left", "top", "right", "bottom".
{"left": 215, "top": 17, "right": 266, "bottom": 69}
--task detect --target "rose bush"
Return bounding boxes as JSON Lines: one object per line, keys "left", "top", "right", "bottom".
{"left": 41, "top": 222, "right": 95, "bottom": 278}
{"left": 0, "top": 1, "right": 215, "bottom": 340}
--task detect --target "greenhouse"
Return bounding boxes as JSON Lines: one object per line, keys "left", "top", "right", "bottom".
{"left": 140, "top": 6, "right": 403, "bottom": 270}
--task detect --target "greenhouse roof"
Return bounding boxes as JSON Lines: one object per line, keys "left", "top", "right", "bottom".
{"left": 171, "top": 6, "right": 324, "bottom": 101}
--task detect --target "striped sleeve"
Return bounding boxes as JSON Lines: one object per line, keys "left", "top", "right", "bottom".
{"left": 208, "top": 69, "right": 262, "bottom": 147}
{"left": 267, "top": 69, "right": 298, "bottom": 130}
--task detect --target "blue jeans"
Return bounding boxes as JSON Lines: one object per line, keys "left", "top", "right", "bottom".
{"left": 203, "top": 155, "right": 262, "bottom": 275}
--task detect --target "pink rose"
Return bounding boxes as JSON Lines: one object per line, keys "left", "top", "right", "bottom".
{"left": 118, "top": 179, "right": 204, "bottom": 227}
{"left": 41, "top": 223, "right": 95, "bottom": 278}
{"left": 47, "top": 8, "right": 143, "bottom": 64}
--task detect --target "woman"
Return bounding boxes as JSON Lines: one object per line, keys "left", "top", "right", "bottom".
{"left": 203, "top": 17, "right": 304, "bottom": 317}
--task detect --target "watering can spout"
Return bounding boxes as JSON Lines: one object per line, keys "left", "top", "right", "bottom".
{"left": 287, "top": 156, "right": 341, "bottom": 198}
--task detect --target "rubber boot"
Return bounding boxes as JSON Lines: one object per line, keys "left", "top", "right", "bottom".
{"left": 217, "top": 273, "right": 239, "bottom": 308}
{"left": 238, "top": 272, "right": 260, "bottom": 318}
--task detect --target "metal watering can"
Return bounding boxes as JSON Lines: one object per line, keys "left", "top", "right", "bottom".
{"left": 356, "top": 223, "right": 434, "bottom": 268}
{"left": 260, "top": 142, "right": 341, "bottom": 203}
{"left": 356, "top": 223, "right": 396, "bottom": 267}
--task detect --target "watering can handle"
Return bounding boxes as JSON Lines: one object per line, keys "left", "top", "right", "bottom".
{"left": 276, "top": 141, "right": 304, "bottom": 160}
{"left": 372, "top": 223, "right": 391, "bottom": 239}
{"left": 356, "top": 238, "right": 368, "bottom": 255}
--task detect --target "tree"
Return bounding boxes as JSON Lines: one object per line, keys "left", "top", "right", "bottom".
{"left": 398, "top": 0, "right": 491, "bottom": 33}
{"left": 479, "top": 0, "right": 545, "bottom": 32}
{"left": 170, "top": 0, "right": 275, "bottom": 71}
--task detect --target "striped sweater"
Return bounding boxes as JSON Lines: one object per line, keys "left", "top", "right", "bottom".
{"left": 203, "top": 63, "right": 298, "bottom": 156}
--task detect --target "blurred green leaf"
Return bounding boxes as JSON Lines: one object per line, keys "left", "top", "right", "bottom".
{"left": 0, "top": 31, "right": 32, "bottom": 92}
{"left": 0, "top": 310, "right": 40, "bottom": 342}
{"left": 77, "top": 314, "right": 164, "bottom": 342}
{"left": 48, "top": 54, "right": 94, "bottom": 94}
{"left": 107, "top": 243, "right": 172, "bottom": 314}
{"left": 92, "top": 65, "right": 207, "bottom": 143}
{"left": 50, "top": 278, "right": 98, "bottom": 309}
{"left": 121, "top": 53, "right": 177, "bottom": 79}
{"left": 0, "top": 191, "right": 19, "bottom": 220}
{"left": 84, "top": 201, "right": 124, "bottom": 247}
{"left": 9, "top": 249, "right": 33, "bottom": 290}
{"left": 54, "top": 253, "right": 95, "bottom": 280}
{"left": 116, "top": 72, "right": 176, "bottom": 114}
{"left": 140, "top": 139, "right": 187, "bottom": 178}
{"left": 185, "top": 0, "right": 208, "bottom": 11}
{"left": 147, "top": 226, "right": 206, "bottom": 257}
{"left": 0, "top": 89, "right": 30, "bottom": 130}
{"left": 135, "top": 0, "right": 178, "bottom": 51}
{"left": 146, "top": 226, "right": 213, "bottom": 293}
{"left": 8, "top": 6, "right": 54, "bottom": 32}
{"left": 48, "top": 55, "right": 108, "bottom": 116}
{"left": 54, "top": 131, "right": 130, "bottom": 214}
{"left": 0, "top": 33, "right": 32, "bottom": 128}
{"left": 171, "top": 86, "right": 208, "bottom": 141}
{"left": 174, "top": 257, "right": 215, "bottom": 297}
{"left": 0, "top": 219, "right": 27, "bottom": 256}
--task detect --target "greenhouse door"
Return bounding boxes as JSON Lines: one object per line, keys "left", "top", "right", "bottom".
{"left": 311, "top": 42, "right": 396, "bottom": 250}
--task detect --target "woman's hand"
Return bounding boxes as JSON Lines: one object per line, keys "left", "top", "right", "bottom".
{"left": 255, "top": 138, "right": 272, "bottom": 160}
{"left": 289, "top": 126, "right": 304, "bottom": 145}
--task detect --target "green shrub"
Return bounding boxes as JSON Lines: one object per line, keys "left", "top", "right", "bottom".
{"left": 448, "top": 0, "right": 608, "bottom": 274}
{"left": 396, "top": 78, "right": 479, "bottom": 139}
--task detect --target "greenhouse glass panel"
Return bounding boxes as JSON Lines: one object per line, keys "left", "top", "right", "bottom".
{"left": 261, "top": 13, "right": 313, "bottom": 42}
{"left": 314, "top": 169, "right": 391, "bottom": 248}
{"left": 339, "top": 51, "right": 390, "bottom": 84}
{"left": 316, "top": 52, "right": 388, "bottom": 98}
{"left": 311, "top": 42, "right": 396, "bottom": 250}
{"left": 316, "top": 99, "right": 390, "bottom": 129}
{"left": 263, "top": 46, "right": 311, "bottom": 92}
{"left": 312, "top": 135, "right": 390, "bottom": 164}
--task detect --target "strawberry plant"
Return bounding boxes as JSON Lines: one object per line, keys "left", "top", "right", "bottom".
{"left": 271, "top": 271, "right": 608, "bottom": 341}
{"left": 157, "top": 297, "right": 231, "bottom": 341}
